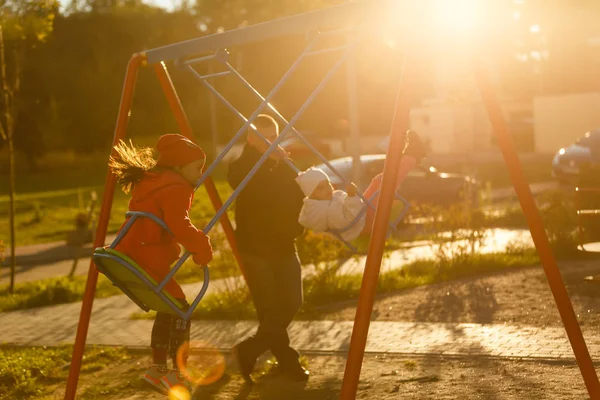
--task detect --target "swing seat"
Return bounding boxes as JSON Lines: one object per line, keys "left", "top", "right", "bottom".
{"left": 92, "top": 211, "right": 210, "bottom": 320}
{"left": 93, "top": 247, "right": 187, "bottom": 315}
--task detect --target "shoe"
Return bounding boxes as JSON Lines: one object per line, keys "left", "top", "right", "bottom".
{"left": 403, "top": 130, "right": 427, "bottom": 162}
{"left": 281, "top": 363, "right": 310, "bottom": 381}
{"left": 160, "top": 370, "right": 194, "bottom": 398}
{"left": 233, "top": 343, "right": 256, "bottom": 384}
{"left": 141, "top": 365, "right": 168, "bottom": 394}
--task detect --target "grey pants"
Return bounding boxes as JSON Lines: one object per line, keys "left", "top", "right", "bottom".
{"left": 238, "top": 252, "right": 303, "bottom": 368}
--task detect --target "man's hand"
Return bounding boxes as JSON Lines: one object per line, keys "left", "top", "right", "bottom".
{"left": 269, "top": 145, "right": 289, "bottom": 161}
{"left": 346, "top": 182, "right": 358, "bottom": 197}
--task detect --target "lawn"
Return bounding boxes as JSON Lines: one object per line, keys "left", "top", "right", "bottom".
{"left": 0, "top": 163, "right": 233, "bottom": 246}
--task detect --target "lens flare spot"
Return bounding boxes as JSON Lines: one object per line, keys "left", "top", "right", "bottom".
{"left": 176, "top": 341, "right": 226, "bottom": 386}
{"left": 168, "top": 386, "right": 191, "bottom": 400}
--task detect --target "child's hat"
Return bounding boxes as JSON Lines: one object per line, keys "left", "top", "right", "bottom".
{"left": 156, "top": 134, "right": 206, "bottom": 167}
{"left": 296, "top": 167, "right": 329, "bottom": 197}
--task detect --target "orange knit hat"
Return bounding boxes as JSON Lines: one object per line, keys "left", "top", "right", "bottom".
{"left": 155, "top": 134, "right": 206, "bottom": 167}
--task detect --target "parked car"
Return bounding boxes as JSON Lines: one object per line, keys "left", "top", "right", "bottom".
{"left": 552, "top": 130, "right": 600, "bottom": 184}
{"left": 280, "top": 136, "right": 332, "bottom": 162}
{"left": 315, "top": 154, "right": 479, "bottom": 206}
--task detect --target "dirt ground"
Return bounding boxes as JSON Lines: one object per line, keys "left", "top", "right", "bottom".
{"left": 318, "top": 260, "right": 600, "bottom": 328}
{"left": 43, "top": 261, "right": 600, "bottom": 400}
{"left": 46, "top": 352, "right": 593, "bottom": 400}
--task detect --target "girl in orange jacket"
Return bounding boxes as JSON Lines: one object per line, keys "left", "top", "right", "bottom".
{"left": 109, "top": 134, "right": 212, "bottom": 394}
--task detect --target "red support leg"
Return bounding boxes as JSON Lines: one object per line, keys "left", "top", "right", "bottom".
{"left": 339, "top": 56, "right": 417, "bottom": 400}
{"left": 64, "top": 53, "right": 146, "bottom": 400}
{"left": 153, "top": 62, "right": 245, "bottom": 279}
{"left": 474, "top": 59, "right": 600, "bottom": 399}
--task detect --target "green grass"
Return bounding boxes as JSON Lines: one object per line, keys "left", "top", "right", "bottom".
{"left": 0, "top": 176, "right": 233, "bottom": 247}
{"left": 0, "top": 248, "right": 240, "bottom": 313}
{"left": 130, "top": 249, "right": 542, "bottom": 322}
{"left": 0, "top": 275, "right": 123, "bottom": 313}
{"left": 0, "top": 345, "right": 130, "bottom": 400}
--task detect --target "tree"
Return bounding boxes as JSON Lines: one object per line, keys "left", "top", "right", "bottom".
{"left": 0, "top": 0, "right": 57, "bottom": 292}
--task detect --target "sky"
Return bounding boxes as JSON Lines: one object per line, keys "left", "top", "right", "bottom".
{"left": 144, "top": 0, "right": 177, "bottom": 11}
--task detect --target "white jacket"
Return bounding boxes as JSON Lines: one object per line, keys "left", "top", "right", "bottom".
{"left": 298, "top": 190, "right": 366, "bottom": 242}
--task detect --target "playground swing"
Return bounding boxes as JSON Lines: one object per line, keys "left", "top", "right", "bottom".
{"left": 92, "top": 20, "right": 394, "bottom": 319}
{"left": 178, "top": 38, "right": 413, "bottom": 251}
{"left": 67, "top": 3, "right": 600, "bottom": 400}
{"left": 92, "top": 211, "right": 210, "bottom": 320}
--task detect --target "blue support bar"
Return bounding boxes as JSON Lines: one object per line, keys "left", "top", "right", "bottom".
{"left": 178, "top": 53, "right": 218, "bottom": 66}
{"left": 194, "top": 70, "right": 231, "bottom": 80}
{"left": 219, "top": 56, "right": 402, "bottom": 234}
{"left": 191, "top": 37, "right": 319, "bottom": 192}
{"left": 203, "top": 51, "right": 351, "bottom": 234}
{"left": 144, "top": 1, "right": 377, "bottom": 64}
{"left": 156, "top": 252, "right": 192, "bottom": 292}
{"left": 304, "top": 45, "right": 350, "bottom": 57}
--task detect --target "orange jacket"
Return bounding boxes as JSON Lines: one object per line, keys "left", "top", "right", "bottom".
{"left": 114, "top": 170, "right": 212, "bottom": 299}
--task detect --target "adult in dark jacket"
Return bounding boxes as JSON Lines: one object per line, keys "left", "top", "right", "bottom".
{"left": 228, "top": 114, "right": 309, "bottom": 382}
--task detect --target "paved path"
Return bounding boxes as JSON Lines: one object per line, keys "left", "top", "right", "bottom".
{"left": 3, "top": 228, "right": 532, "bottom": 284}
{"left": 1, "top": 297, "right": 597, "bottom": 361}
{"left": 0, "top": 263, "right": 597, "bottom": 362}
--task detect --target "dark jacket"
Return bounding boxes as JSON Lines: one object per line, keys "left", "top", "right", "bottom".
{"left": 227, "top": 145, "right": 305, "bottom": 257}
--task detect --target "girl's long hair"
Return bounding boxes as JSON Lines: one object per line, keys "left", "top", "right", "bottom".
{"left": 109, "top": 140, "right": 157, "bottom": 193}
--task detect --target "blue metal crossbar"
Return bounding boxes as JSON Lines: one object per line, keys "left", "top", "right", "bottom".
{"left": 202, "top": 50, "right": 352, "bottom": 235}
{"left": 144, "top": 1, "right": 378, "bottom": 64}
{"left": 179, "top": 29, "right": 411, "bottom": 249}
{"left": 100, "top": 211, "right": 210, "bottom": 320}
{"left": 218, "top": 59, "right": 410, "bottom": 225}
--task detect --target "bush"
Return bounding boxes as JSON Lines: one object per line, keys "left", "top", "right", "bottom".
{"left": 538, "top": 190, "right": 579, "bottom": 257}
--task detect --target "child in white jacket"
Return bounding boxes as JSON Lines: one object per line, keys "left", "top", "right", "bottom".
{"left": 296, "top": 167, "right": 366, "bottom": 242}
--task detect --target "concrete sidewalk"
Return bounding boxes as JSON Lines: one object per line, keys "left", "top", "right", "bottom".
{"left": 0, "top": 295, "right": 596, "bottom": 362}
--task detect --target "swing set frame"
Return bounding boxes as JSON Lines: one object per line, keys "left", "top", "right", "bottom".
{"left": 65, "top": 2, "right": 600, "bottom": 399}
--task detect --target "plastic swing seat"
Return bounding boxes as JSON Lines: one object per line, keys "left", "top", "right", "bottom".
{"left": 92, "top": 211, "right": 209, "bottom": 320}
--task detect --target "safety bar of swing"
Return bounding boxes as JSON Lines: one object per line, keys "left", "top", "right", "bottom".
{"left": 220, "top": 58, "right": 407, "bottom": 228}
{"left": 109, "top": 212, "right": 173, "bottom": 249}
{"left": 110, "top": 212, "right": 210, "bottom": 311}
{"left": 191, "top": 35, "right": 320, "bottom": 192}
{"left": 202, "top": 52, "right": 351, "bottom": 234}
{"left": 143, "top": 0, "right": 376, "bottom": 64}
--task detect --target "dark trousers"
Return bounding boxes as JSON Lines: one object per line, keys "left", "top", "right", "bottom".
{"left": 151, "top": 299, "right": 191, "bottom": 360}
{"left": 238, "top": 252, "right": 303, "bottom": 368}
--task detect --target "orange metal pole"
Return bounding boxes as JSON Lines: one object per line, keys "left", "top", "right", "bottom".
{"left": 474, "top": 60, "right": 600, "bottom": 399}
{"left": 64, "top": 52, "right": 146, "bottom": 400}
{"left": 339, "top": 57, "right": 416, "bottom": 400}
{"left": 153, "top": 62, "right": 245, "bottom": 278}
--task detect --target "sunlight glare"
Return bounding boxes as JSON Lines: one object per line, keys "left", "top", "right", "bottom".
{"left": 429, "top": 0, "right": 481, "bottom": 35}
{"left": 168, "top": 386, "right": 191, "bottom": 400}
{"left": 176, "top": 341, "right": 226, "bottom": 386}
